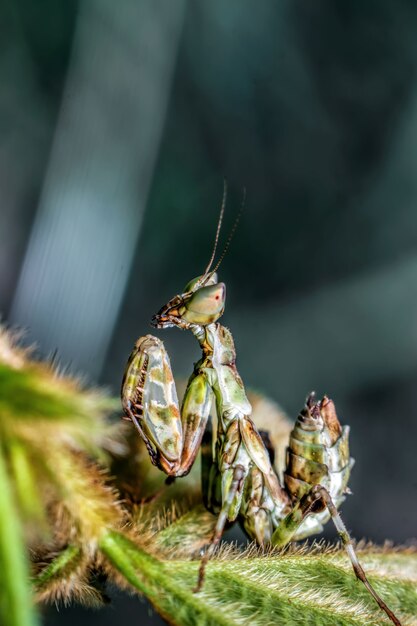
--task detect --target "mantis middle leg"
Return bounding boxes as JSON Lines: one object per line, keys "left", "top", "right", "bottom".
{"left": 195, "top": 415, "right": 291, "bottom": 591}
{"left": 194, "top": 464, "right": 246, "bottom": 592}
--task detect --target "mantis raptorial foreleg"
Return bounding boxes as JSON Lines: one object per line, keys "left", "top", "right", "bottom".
{"left": 122, "top": 335, "right": 212, "bottom": 477}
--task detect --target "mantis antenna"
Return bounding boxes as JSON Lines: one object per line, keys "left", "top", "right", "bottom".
{"left": 202, "top": 178, "right": 228, "bottom": 278}
{"left": 199, "top": 186, "right": 246, "bottom": 289}
{"left": 192, "top": 181, "right": 245, "bottom": 293}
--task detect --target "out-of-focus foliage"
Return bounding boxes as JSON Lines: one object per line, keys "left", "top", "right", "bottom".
{"left": 0, "top": 325, "right": 126, "bottom": 624}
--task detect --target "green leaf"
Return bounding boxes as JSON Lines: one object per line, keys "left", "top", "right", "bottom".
{"left": 100, "top": 530, "right": 416, "bottom": 626}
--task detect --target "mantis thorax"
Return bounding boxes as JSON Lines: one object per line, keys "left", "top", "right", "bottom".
{"left": 192, "top": 322, "right": 236, "bottom": 367}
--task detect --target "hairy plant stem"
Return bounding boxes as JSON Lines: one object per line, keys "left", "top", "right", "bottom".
{"left": 35, "top": 545, "right": 82, "bottom": 587}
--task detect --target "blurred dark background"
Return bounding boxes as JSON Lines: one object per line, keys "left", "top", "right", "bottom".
{"left": 1, "top": 1, "right": 417, "bottom": 623}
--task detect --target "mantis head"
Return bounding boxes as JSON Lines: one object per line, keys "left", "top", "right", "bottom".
{"left": 151, "top": 273, "right": 226, "bottom": 329}
{"left": 151, "top": 180, "right": 239, "bottom": 330}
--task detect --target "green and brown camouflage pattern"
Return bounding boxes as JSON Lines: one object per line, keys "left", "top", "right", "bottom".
{"left": 121, "top": 243, "right": 401, "bottom": 626}
{"left": 120, "top": 256, "right": 400, "bottom": 624}
{"left": 121, "top": 276, "right": 353, "bottom": 543}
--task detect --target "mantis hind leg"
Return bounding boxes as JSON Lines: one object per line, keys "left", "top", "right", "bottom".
{"left": 318, "top": 487, "right": 401, "bottom": 626}
{"left": 271, "top": 485, "right": 402, "bottom": 626}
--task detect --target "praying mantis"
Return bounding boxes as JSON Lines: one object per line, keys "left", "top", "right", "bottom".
{"left": 121, "top": 186, "right": 401, "bottom": 626}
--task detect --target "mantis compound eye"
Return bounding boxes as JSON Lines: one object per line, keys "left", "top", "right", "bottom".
{"left": 183, "top": 272, "right": 218, "bottom": 293}
{"left": 182, "top": 283, "right": 226, "bottom": 325}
